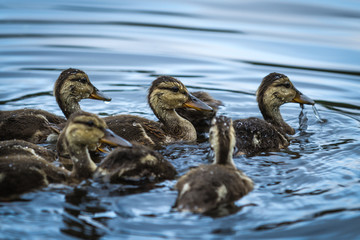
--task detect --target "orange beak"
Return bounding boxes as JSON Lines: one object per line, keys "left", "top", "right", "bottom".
{"left": 100, "top": 129, "right": 132, "bottom": 148}
{"left": 183, "top": 93, "right": 213, "bottom": 112}
{"left": 89, "top": 86, "right": 112, "bottom": 101}
{"left": 292, "top": 90, "right": 315, "bottom": 105}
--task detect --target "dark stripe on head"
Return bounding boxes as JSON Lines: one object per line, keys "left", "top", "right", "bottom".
{"left": 54, "top": 68, "right": 86, "bottom": 92}
{"left": 54, "top": 68, "right": 89, "bottom": 118}
{"left": 256, "top": 72, "right": 288, "bottom": 104}
{"left": 66, "top": 111, "right": 96, "bottom": 126}
{"left": 148, "top": 76, "right": 183, "bottom": 95}
{"left": 147, "top": 76, "right": 187, "bottom": 113}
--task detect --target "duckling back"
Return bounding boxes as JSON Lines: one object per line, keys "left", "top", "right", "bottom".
{"left": 174, "top": 164, "right": 253, "bottom": 214}
{"left": 0, "top": 154, "right": 69, "bottom": 200}
{"left": 94, "top": 144, "right": 177, "bottom": 184}
{"left": 0, "top": 113, "right": 59, "bottom": 143}
{"left": 174, "top": 116, "right": 253, "bottom": 214}
{"left": 233, "top": 117, "right": 289, "bottom": 156}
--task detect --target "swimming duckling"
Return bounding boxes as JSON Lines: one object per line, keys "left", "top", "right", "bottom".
{"left": 0, "top": 111, "right": 131, "bottom": 200}
{"left": 105, "top": 76, "right": 213, "bottom": 146}
{"left": 0, "top": 139, "right": 72, "bottom": 169}
{"left": 174, "top": 116, "right": 254, "bottom": 214}
{"left": 233, "top": 72, "right": 315, "bottom": 156}
{"left": 0, "top": 68, "right": 110, "bottom": 143}
{"left": 176, "top": 91, "right": 223, "bottom": 134}
{"left": 94, "top": 144, "right": 177, "bottom": 184}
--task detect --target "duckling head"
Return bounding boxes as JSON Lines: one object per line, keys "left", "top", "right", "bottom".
{"left": 209, "top": 116, "right": 236, "bottom": 168}
{"left": 256, "top": 73, "right": 314, "bottom": 134}
{"left": 256, "top": 72, "right": 314, "bottom": 109}
{"left": 64, "top": 111, "right": 132, "bottom": 149}
{"left": 54, "top": 68, "right": 111, "bottom": 118}
{"left": 148, "top": 76, "right": 213, "bottom": 118}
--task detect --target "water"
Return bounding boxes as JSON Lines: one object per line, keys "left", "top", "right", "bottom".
{"left": 1, "top": 0, "right": 360, "bottom": 239}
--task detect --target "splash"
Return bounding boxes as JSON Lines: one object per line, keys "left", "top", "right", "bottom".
{"left": 299, "top": 104, "right": 308, "bottom": 130}
{"left": 312, "top": 105, "right": 324, "bottom": 123}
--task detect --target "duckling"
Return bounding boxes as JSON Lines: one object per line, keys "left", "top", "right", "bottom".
{"left": 233, "top": 72, "right": 315, "bottom": 156}
{"left": 105, "top": 76, "right": 213, "bottom": 146}
{"left": 0, "top": 68, "right": 111, "bottom": 143}
{"left": 0, "top": 139, "right": 72, "bottom": 169}
{"left": 174, "top": 116, "right": 254, "bottom": 214}
{"left": 0, "top": 111, "right": 131, "bottom": 200}
{"left": 93, "top": 144, "right": 177, "bottom": 184}
{"left": 176, "top": 91, "right": 223, "bottom": 134}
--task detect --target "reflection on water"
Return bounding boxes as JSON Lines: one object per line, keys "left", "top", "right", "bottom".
{"left": 1, "top": 0, "right": 360, "bottom": 239}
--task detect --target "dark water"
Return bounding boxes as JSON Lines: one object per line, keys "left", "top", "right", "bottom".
{"left": 1, "top": 0, "right": 360, "bottom": 239}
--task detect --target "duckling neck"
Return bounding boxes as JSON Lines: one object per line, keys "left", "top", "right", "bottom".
{"left": 56, "top": 92, "right": 81, "bottom": 118}
{"left": 68, "top": 145, "right": 97, "bottom": 179}
{"left": 212, "top": 134, "right": 236, "bottom": 168}
{"left": 214, "top": 149, "right": 235, "bottom": 167}
{"left": 258, "top": 101, "right": 295, "bottom": 135}
{"left": 156, "top": 109, "right": 197, "bottom": 141}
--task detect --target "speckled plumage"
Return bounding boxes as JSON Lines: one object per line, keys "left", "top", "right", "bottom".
{"left": 0, "top": 68, "right": 110, "bottom": 144}
{"left": 94, "top": 144, "right": 177, "bottom": 184}
{"left": 174, "top": 164, "right": 253, "bottom": 214}
{"left": 0, "top": 152, "right": 70, "bottom": 201}
{"left": 0, "top": 111, "right": 130, "bottom": 200}
{"left": 0, "top": 139, "right": 72, "bottom": 169}
{"left": 105, "top": 76, "right": 213, "bottom": 147}
{"left": 234, "top": 72, "right": 314, "bottom": 156}
{"left": 233, "top": 117, "right": 289, "bottom": 156}
{"left": 174, "top": 116, "right": 253, "bottom": 214}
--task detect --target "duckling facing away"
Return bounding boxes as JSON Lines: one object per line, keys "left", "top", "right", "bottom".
{"left": 176, "top": 91, "right": 223, "bottom": 134}
{"left": 94, "top": 144, "right": 177, "bottom": 184}
{"left": 105, "top": 76, "right": 213, "bottom": 147}
{"left": 0, "top": 111, "right": 131, "bottom": 200}
{"left": 233, "top": 72, "right": 314, "bottom": 156}
{"left": 174, "top": 116, "right": 254, "bottom": 214}
{"left": 0, "top": 68, "right": 111, "bottom": 143}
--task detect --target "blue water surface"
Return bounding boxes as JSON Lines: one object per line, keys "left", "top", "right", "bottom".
{"left": 0, "top": 0, "right": 360, "bottom": 239}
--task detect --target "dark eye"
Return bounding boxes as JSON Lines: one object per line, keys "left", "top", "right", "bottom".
{"left": 283, "top": 82, "right": 291, "bottom": 88}
{"left": 86, "top": 120, "right": 95, "bottom": 127}
{"left": 78, "top": 77, "right": 87, "bottom": 83}
{"left": 170, "top": 86, "right": 179, "bottom": 92}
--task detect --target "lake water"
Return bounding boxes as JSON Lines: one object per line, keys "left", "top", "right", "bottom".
{"left": 1, "top": 0, "right": 360, "bottom": 239}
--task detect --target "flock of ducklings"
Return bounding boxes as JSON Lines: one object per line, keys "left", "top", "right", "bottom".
{"left": 0, "top": 68, "right": 315, "bottom": 214}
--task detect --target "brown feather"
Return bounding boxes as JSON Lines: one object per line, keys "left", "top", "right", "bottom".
{"left": 94, "top": 144, "right": 177, "bottom": 184}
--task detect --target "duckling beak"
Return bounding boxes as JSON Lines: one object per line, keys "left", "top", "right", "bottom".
{"left": 100, "top": 129, "right": 132, "bottom": 148}
{"left": 292, "top": 90, "right": 315, "bottom": 105}
{"left": 183, "top": 93, "right": 213, "bottom": 111}
{"left": 90, "top": 86, "right": 112, "bottom": 101}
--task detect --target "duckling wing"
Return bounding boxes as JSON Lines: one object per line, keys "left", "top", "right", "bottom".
{"left": 104, "top": 115, "right": 167, "bottom": 146}
{"left": 0, "top": 155, "right": 69, "bottom": 200}
{"left": 233, "top": 117, "right": 289, "bottom": 156}
{"left": 0, "top": 113, "right": 60, "bottom": 143}
{"left": 0, "top": 109, "right": 65, "bottom": 124}
{"left": 96, "top": 144, "right": 177, "bottom": 183}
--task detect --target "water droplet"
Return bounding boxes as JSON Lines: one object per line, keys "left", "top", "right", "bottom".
{"left": 104, "top": 101, "right": 110, "bottom": 104}
{"left": 298, "top": 106, "right": 308, "bottom": 131}
{"left": 312, "top": 105, "right": 324, "bottom": 123}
